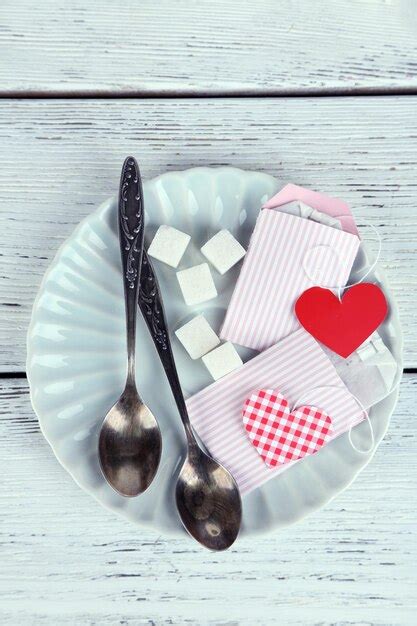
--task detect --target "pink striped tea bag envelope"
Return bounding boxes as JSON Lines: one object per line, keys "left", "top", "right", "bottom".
{"left": 221, "top": 210, "right": 360, "bottom": 351}
{"left": 186, "top": 329, "right": 364, "bottom": 495}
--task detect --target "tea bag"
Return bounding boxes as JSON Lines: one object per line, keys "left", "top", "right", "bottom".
{"left": 324, "top": 332, "right": 398, "bottom": 410}
{"left": 277, "top": 200, "right": 342, "bottom": 230}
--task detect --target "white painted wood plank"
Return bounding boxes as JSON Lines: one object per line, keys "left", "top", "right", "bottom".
{"left": 0, "top": 96, "right": 416, "bottom": 370}
{"left": 0, "top": 0, "right": 416, "bottom": 95}
{"left": 0, "top": 375, "right": 415, "bottom": 624}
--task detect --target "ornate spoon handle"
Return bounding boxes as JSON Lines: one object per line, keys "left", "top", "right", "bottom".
{"left": 118, "top": 157, "right": 144, "bottom": 385}
{"left": 138, "top": 252, "right": 192, "bottom": 437}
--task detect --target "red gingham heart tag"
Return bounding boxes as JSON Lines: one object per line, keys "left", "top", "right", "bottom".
{"left": 242, "top": 389, "right": 333, "bottom": 468}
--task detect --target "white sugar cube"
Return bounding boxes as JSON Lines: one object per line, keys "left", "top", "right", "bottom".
{"left": 201, "top": 229, "right": 246, "bottom": 275}
{"left": 176, "top": 263, "right": 217, "bottom": 306}
{"left": 147, "top": 225, "right": 191, "bottom": 268}
{"left": 175, "top": 315, "right": 220, "bottom": 360}
{"left": 202, "top": 342, "right": 243, "bottom": 381}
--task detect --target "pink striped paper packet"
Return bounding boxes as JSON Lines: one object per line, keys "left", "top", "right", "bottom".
{"left": 221, "top": 210, "right": 360, "bottom": 351}
{"left": 186, "top": 329, "right": 364, "bottom": 495}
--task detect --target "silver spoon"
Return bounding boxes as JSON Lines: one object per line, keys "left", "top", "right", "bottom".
{"left": 138, "top": 252, "right": 242, "bottom": 550}
{"left": 98, "top": 157, "right": 162, "bottom": 497}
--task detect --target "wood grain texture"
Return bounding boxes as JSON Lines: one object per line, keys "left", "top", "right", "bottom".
{"left": 0, "top": 0, "right": 416, "bottom": 96}
{"left": 0, "top": 375, "right": 415, "bottom": 625}
{"left": 0, "top": 96, "right": 416, "bottom": 371}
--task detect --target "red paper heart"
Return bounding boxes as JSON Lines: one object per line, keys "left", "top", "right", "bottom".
{"left": 295, "top": 283, "right": 388, "bottom": 358}
{"left": 242, "top": 389, "right": 333, "bottom": 468}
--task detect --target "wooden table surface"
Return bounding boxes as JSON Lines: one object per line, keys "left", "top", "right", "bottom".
{"left": 0, "top": 2, "right": 416, "bottom": 624}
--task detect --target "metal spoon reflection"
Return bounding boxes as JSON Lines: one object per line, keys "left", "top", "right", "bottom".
{"left": 175, "top": 429, "right": 242, "bottom": 551}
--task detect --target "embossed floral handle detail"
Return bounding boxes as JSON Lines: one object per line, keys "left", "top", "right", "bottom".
{"left": 117, "top": 158, "right": 190, "bottom": 431}
{"left": 138, "top": 251, "right": 191, "bottom": 433}
{"left": 138, "top": 252, "right": 169, "bottom": 352}
{"left": 118, "top": 156, "right": 144, "bottom": 385}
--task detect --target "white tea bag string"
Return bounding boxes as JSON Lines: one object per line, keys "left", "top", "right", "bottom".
{"left": 292, "top": 384, "right": 373, "bottom": 455}
{"left": 302, "top": 222, "right": 382, "bottom": 301}
{"left": 292, "top": 372, "right": 402, "bottom": 455}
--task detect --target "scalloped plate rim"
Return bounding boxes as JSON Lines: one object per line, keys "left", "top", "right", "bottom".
{"left": 26, "top": 165, "right": 403, "bottom": 537}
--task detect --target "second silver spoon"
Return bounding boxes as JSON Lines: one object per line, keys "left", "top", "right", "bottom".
{"left": 138, "top": 252, "right": 242, "bottom": 550}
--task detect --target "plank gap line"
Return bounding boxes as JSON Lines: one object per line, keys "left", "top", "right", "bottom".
{"left": 2, "top": 86, "right": 417, "bottom": 100}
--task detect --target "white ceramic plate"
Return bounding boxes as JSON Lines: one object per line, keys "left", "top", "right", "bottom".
{"left": 27, "top": 167, "right": 402, "bottom": 537}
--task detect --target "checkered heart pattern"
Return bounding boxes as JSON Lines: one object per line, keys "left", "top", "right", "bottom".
{"left": 242, "top": 389, "right": 333, "bottom": 467}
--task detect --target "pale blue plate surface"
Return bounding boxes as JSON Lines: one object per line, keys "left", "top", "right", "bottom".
{"left": 27, "top": 167, "right": 402, "bottom": 537}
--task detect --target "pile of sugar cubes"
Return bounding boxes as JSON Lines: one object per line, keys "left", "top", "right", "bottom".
{"left": 147, "top": 225, "right": 246, "bottom": 381}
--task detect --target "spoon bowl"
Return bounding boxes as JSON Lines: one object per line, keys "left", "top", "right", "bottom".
{"left": 175, "top": 445, "right": 242, "bottom": 551}
{"left": 99, "top": 383, "right": 162, "bottom": 497}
